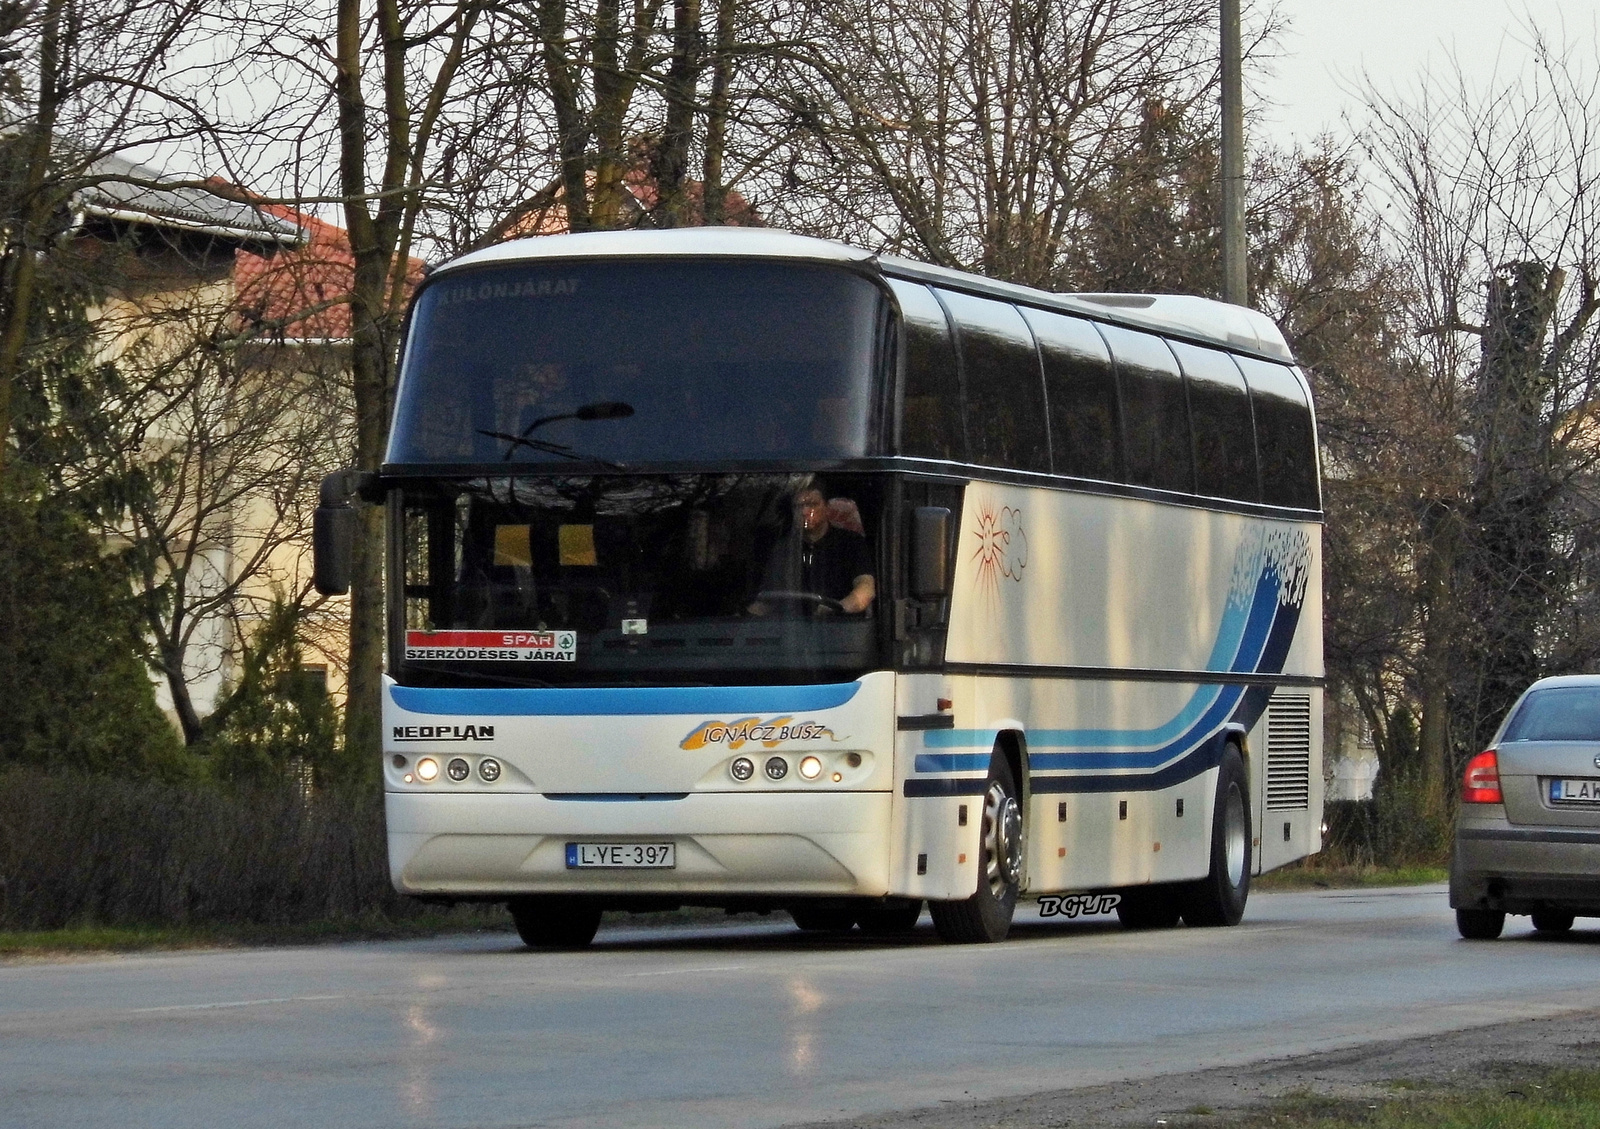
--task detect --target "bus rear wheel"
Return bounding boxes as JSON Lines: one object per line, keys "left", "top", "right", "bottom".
{"left": 509, "top": 896, "right": 603, "bottom": 949}
{"left": 930, "top": 754, "right": 1022, "bottom": 944}
{"left": 1180, "top": 743, "right": 1251, "bottom": 927}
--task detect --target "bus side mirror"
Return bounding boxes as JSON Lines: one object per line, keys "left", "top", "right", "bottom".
{"left": 313, "top": 469, "right": 374, "bottom": 596}
{"left": 911, "top": 506, "right": 952, "bottom": 599}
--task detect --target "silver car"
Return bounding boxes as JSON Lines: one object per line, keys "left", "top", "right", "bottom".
{"left": 1451, "top": 674, "right": 1600, "bottom": 939}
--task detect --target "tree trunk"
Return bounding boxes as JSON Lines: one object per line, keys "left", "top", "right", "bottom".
{"left": 1459, "top": 262, "right": 1563, "bottom": 750}
{"left": 653, "top": 0, "right": 701, "bottom": 226}
{"left": 1418, "top": 499, "right": 1458, "bottom": 815}
{"left": 0, "top": 0, "right": 66, "bottom": 470}
{"left": 700, "top": 0, "right": 734, "bottom": 224}
{"left": 335, "top": 0, "right": 394, "bottom": 772}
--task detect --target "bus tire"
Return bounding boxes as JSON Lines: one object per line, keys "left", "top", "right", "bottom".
{"left": 790, "top": 904, "right": 857, "bottom": 933}
{"left": 1531, "top": 909, "right": 1574, "bottom": 934}
{"left": 509, "top": 896, "right": 602, "bottom": 949}
{"left": 930, "top": 754, "right": 1022, "bottom": 944}
{"left": 1456, "top": 907, "right": 1505, "bottom": 939}
{"left": 856, "top": 898, "right": 923, "bottom": 935}
{"left": 1180, "top": 744, "right": 1251, "bottom": 928}
{"left": 1117, "top": 885, "right": 1182, "bottom": 929}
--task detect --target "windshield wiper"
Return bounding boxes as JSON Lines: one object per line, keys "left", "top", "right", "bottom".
{"left": 484, "top": 400, "right": 636, "bottom": 466}
{"left": 476, "top": 429, "right": 628, "bottom": 469}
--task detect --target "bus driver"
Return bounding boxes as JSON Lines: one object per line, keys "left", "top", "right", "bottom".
{"left": 792, "top": 485, "right": 875, "bottom": 615}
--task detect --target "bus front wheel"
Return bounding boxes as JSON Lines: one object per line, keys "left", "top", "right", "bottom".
{"left": 930, "top": 754, "right": 1022, "bottom": 943}
{"left": 509, "top": 896, "right": 603, "bottom": 949}
{"left": 1180, "top": 744, "right": 1251, "bottom": 927}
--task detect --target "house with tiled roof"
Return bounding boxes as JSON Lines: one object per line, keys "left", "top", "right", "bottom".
{"left": 66, "top": 158, "right": 355, "bottom": 740}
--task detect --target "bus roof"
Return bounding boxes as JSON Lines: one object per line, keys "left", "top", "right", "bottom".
{"left": 437, "top": 228, "right": 1295, "bottom": 364}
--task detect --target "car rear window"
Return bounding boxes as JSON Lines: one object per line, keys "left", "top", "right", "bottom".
{"left": 1502, "top": 687, "right": 1600, "bottom": 742}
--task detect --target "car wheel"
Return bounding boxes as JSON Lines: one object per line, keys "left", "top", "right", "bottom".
{"left": 1456, "top": 907, "right": 1505, "bottom": 939}
{"left": 509, "top": 896, "right": 602, "bottom": 949}
{"left": 856, "top": 899, "right": 923, "bottom": 935}
{"left": 1117, "top": 885, "right": 1183, "bottom": 930}
{"left": 790, "top": 904, "right": 858, "bottom": 933}
{"left": 930, "top": 753, "right": 1023, "bottom": 943}
{"left": 1531, "top": 909, "right": 1575, "bottom": 934}
{"left": 1181, "top": 744, "right": 1252, "bottom": 927}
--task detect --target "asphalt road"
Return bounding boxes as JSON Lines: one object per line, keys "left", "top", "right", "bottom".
{"left": 6, "top": 885, "right": 1600, "bottom": 1129}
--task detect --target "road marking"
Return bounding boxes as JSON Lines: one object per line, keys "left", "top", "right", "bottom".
{"left": 624, "top": 965, "right": 746, "bottom": 978}
{"left": 130, "top": 993, "right": 345, "bottom": 1014}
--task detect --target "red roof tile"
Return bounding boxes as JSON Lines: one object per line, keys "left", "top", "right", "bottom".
{"left": 233, "top": 204, "right": 424, "bottom": 342}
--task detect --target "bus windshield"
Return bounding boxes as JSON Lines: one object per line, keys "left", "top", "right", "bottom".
{"left": 398, "top": 473, "right": 885, "bottom": 686}
{"left": 388, "top": 260, "right": 884, "bottom": 466}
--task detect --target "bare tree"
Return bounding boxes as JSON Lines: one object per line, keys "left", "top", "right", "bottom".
{"left": 0, "top": 0, "right": 249, "bottom": 470}
{"left": 61, "top": 297, "right": 350, "bottom": 745}
{"left": 1362, "top": 29, "right": 1600, "bottom": 803}
{"left": 743, "top": 0, "right": 1260, "bottom": 286}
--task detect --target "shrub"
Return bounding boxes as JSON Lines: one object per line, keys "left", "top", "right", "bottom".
{"left": 0, "top": 769, "right": 426, "bottom": 929}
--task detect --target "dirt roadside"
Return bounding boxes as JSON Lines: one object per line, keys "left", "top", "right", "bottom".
{"left": 784, "top": 1007, "right": 1600, "bottom": 1128}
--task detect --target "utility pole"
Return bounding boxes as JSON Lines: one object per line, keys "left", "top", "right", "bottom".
{"left": 1220, "top": 0, "right": 1247, "bottom": 306}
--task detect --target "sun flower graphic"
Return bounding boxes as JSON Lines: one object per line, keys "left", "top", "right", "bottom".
{"left": 972, "top": 500, "right": 1028, "bottom": 603}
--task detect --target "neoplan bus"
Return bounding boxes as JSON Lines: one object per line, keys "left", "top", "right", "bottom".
{"left": 314, "top": 228, "right": 1324, "bottom": 947}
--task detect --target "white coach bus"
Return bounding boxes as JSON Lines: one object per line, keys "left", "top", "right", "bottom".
{"left": 315, "top": 228, "right": 1323, "bottom": 947}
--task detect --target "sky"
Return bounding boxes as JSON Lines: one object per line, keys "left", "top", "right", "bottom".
{"left": 1258, "top": 0, "right": 1598, "bottom": 147}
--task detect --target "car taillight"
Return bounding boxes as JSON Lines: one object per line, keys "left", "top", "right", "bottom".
{"left": 1461, "top": 749, "right": 1502, "bottom": 804}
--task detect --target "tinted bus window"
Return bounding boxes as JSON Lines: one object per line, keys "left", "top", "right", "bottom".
{"left": 888, "top": 279, "right": 965, "bottom": 461}
{"left": 1238, "top": 357, "right": 1320, "bottom": 509}
{"left": 1169, "top": 340, "right": 1258, "bottom": 502}
{"left": 935, "top": 290, "right": 1050, "bottom": 473}
{"left": 389, "top": 260, "right": 882, "bottom": 465}
{"left": 1019, "top": 307, "right": 1120, "bottom": 481}
{"left": 1100, "top": 324, "right": 1194, "bottom": 493}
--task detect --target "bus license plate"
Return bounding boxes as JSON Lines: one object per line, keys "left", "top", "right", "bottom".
{"left": 566, "top": 842, "right": 676, "bottom": 869}
{"left": 1550, "top": 778, "right": 1600, "bottom": 804}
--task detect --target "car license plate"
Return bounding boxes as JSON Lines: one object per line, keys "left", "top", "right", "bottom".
{"left": 565, "top": 842, "right": 676, "bottom": 869}
{"left": 1550, "top": 778, "right": 1600, "bottom": 804}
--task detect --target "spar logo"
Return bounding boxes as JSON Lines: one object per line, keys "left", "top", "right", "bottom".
{"left": 404, "top": 629, "right": 576, "bottom": 663}
{"left": 679, "top": 716, "right": 838, "bottom": 750}
{"left": 1037, "top": 893, "right": 1121, "bottom": 918}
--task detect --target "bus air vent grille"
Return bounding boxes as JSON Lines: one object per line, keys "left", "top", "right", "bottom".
{"left": 1264, "top": 694, "right": 1312, "bottom": 812}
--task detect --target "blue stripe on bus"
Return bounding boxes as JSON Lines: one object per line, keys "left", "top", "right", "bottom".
{"left": 914, "top": 687, "right": 1244, "bottom": 776}
{"left": 910, "top": 734, "right": 1234, "bottom": 798}
{"left": 389, "top": 680, "right": 862, "bottom": 717}
{"left": 1031, "top": 733, "right": 1229, "bottom": 794}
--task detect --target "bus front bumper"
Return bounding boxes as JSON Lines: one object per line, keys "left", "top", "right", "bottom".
{"left": 386, "top": 790, "right": 894, "bottom": 898}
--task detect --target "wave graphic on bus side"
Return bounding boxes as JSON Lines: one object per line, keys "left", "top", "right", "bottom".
{"left": 912, "top": 529, "right": 1313, "bottom": 794}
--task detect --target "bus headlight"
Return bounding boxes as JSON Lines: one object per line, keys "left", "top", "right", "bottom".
{"left": 479, "top": 758, "right": 501, "bottom": 782}
{"left": 416, "top": 757, "right": 440, "bottom": 782}
{"left": 798, "top": 755, "right": 823, "bottom": 780}
{"left": 730, "top": 757, "right": 754, "bottom": 781}
{"left": 447, "top": 758, "right": 470, "bottom": 781}
{"left": 764, "top": 756, "right": 788, "bottom": 780}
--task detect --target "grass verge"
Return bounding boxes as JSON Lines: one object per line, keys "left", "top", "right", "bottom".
{"left": 0, "top": 908, "right": 513, "bottom": 957}
{"left": 1193, "top": 1069, "right": 1600, "bottom": 1127}
{"left": 1254, "top": 862, "right": 1448, "bottom": 891}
